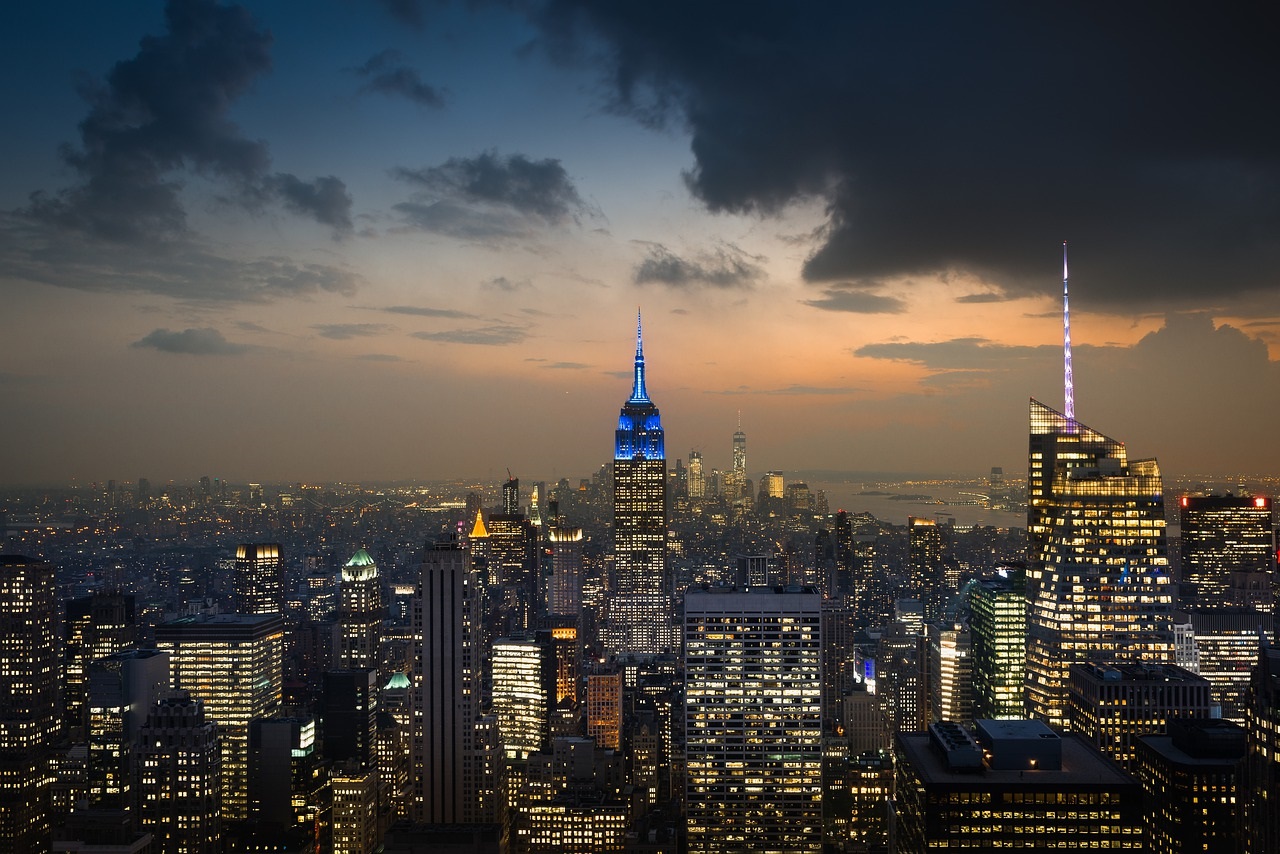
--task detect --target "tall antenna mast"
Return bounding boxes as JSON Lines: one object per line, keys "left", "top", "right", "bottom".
{"left": 1062, "top": 241, "right": 1075, "bottom": 422}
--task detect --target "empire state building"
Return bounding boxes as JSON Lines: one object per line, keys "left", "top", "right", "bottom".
{"left": 608, "top": 312, "right": 673, "bottom": 655}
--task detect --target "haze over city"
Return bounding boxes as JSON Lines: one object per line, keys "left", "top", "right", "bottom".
{"left": 3, "top": 1, "right": 1279, "bottom": 485}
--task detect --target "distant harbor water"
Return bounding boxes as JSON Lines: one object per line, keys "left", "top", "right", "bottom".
{"left": 807, "top": 480, "right": 1025, "bottom": 529}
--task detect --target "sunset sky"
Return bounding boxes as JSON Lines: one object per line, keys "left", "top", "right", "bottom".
{"left": 2, "top": 2, "right": 1278, "bottom": 486}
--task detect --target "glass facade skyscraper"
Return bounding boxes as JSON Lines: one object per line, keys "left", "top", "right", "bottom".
{"left": 609, "top": 312, "right": 671, "bottom": 655}
{"left": 1025, "top": 399, "right": 1175, "bottom": 727}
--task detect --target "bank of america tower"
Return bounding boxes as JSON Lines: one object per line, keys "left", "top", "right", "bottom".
{"left": 608, "top": 312, "right": 674, "bottom": 655}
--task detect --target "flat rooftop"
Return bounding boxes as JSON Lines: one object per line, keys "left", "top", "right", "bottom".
{"left": 897, "top": 731, "right": 1135, "bottom": 789}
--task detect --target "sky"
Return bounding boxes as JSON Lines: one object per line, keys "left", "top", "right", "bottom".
{"left": 2, "top": 1, "right": 1278, "bottom": 486}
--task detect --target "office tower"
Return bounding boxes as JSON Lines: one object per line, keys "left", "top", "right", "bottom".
{"left": 610, "top": 312, "right": 671, "bottom": 655}
{"left": 735, "top": 553, "right": 770, "bottom": 587}
{"left": 968, "top": 571, "right": 1027, "bottom": 719}
{"left": 331, "top": 762, "right": 380, "bottom": 854}
{"left": 907, "top": 517, "right": 946, "bottom": 619}
{"left": 136, "top": 477, "right": 151, "bottom": 508}
{"left": 84, "top": 650, "right": 169, "bottom": 812}
{"left": 1025, "top": 401, "right": 1175, "bottom": 728}
{"left": 1241, "top": 642, "right": 1280, "bottom": 854}
{"left": 235, "top": 543, "right": 284, "bottom": 616}
{"left": 724, "top": 415, "right": 747, "bottom": 505}
{"left": 156, "top": 613, "right": 285, "bottom": 822}
{"left": 1135, "top": 717, "right": 1246, "bottom": 854}
{"left": 411, "top": 538, "right": 486, "bottom": 824}
{"left": 492, "top": 633, "right": 555, "bottom": 759}
{"left": 586, "top": 670, "right": 623, "bottom": 750}
{"left": 0, "top": 555, "right": 57, "bottom": 854}
{"left": 339, "top": 547, "right": 382, "bottom": 671}
{"left": 547, "top": 524, "right": 583, "bottom": 618}
{"left": 927, "top": 622, "right": 973, "bottom": 726}
{"left": 786, "top": 481, "right": 812, "bottom": 517}
{"left": 688, "top": 450, "right": 706, "bottom": 499}
{"left": 873, "top": 622, "right": 923, "bottom": 734}
{"left": 324, "top": 669, "right": 378, "bottom": 765}
{"left": 306, "top": 568, "right": 338, "bottom": 622}
{"left": 1179, "top": 608, "right": 1274, "bottom": 723}
{"left": 528, "top": 484, "right": 544, "bottom": 528}
{"left": 136, "top": 692, "right": 222, "bottom": 854}
{"left": 1180, "top": 494, "right": 1274, "bottom": 610}
{"left": 895, "top": 719, "right": 1143, "bottom": 852}
{"left": 760, "top": 470, "right": 785, "bottom": 500}
{"left": 833, "top": 510, "right": 853, "bottom": 595}
{"left": 503, "top": 475, "right": 520, "bottom": 515}
{"left": 1067, "top": 662, "right": 1213, "bottom": 771}
{"left": 548, "top": 624, "right": 580, "bottom": 706}
{"left": 487, "top": 510, "right": 539, "bottom": 633}
{"left": 247, "top": 716, "right": 325, "bottom": 845}
{"left": 62, "top": 589, "right": 137, "bottom": 733}
{"left": 684, "top": 587, "right": 822, "bottom": 854}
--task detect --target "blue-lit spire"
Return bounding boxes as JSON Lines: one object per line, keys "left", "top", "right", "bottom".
{"left": 630, "top": 308, "right": 650, "bottom": 404}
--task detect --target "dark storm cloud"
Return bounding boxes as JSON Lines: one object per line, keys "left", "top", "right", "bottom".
{"left": 132, "top": 327, "right": 248, "bottom": 355}
{"left": 354, "top": 50, "right": 446, "bottom": 108}
{"left": 312, "top": 323, "right": 390, "bottom": 340}
{"left": 955, "top": 293, "right": 1014, "bottom": 305}
{"left": 411, "top": 325, "right": 528, "bottom": 345}
{"left": 633, "top": 243, "right": 763, "bottom": 289}
{"left": 392, "top": 152, "right": 591, "bottom": 238}
{"left": 803, "top": 284, "right": 906, "bottom": 314}
{"left": 525, "top": 3, "right": 1280, "bottom": 311}
{"left": 22, "top": 0, "right": 351, "bottom": 242}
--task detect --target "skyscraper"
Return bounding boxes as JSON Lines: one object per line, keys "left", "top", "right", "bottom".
{"left": 688, "top": 450, "right": 705, "bottom": 499}
{"left": 156, "top": 613, "right": 285, "bottom": 822}
{"left": 492, "top": 633, "right": 555, "bottom": 760}
{"left": 135, "top": 691, "right": 223, "bottom": 854}
{"left": 547, "top": 523, "right": 584, "bottom": 619}
{"left": 907, "top": 516, "right": 945, "bottom": 619}
{"left": 1179, "top": 494, "right": 1274, "bottom": 611}
{"left": 0, "top": 555, "right": 57, "bottom": 854}
{"left": 968, "top": 571, "right": 1027, "bottom": 720}
{"left": 339, "top": 547, "right": 382, "bottom": 671}
{"left": 235, "top": 543, "right": 284, "bottom": 616}
{"left": 610, "top": 312, "right": 671, "bottom": 655}
{"left": 411, "top": 537, "right": 487, "bottom": 824}
{"left": 1025, "top": 401, "right": 1175, "bottom": 727}
{"left": 684, "top": 587, "right": 822, "bottom": 853}
{"left": 1241, "top": 641, "right": 1280, "bottom": 854}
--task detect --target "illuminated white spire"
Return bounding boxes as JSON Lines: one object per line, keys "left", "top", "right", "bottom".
{"left": 1063, "top": 241, "right": 1075, "bottom": 422}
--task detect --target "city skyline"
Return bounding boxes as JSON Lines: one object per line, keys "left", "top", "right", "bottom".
{"left": 3, "top": 2, "right": 1280, "bottom": 486}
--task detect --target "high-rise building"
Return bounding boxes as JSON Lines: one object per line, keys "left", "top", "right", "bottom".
{"left": 1241, "top": 642, "right": 1280, "bottom": 854}
{"left": 235, "top": 543, "right": 284, "bottom": 616}
{"left": 492, "top": 633, "right": 555, "bottom": 760}
{"left": 135, "top": 691, "right": 222, "bottom": 854}
{"left": 62, "top": 589, "right": 137, "bottom": 734}
{"left": 547, "top": 524, "right": 584, "bottom": 619}
{"left": 684, "top": 587, "right": 822, "bottom": 853}
{"left": 728, "top": 416, "right": 747, "bottom": 504}
{"left": 610, "top": 312, "right": 671, "bottom": 655}
{"left": 487, "top": 511, "right": 539, "bottom": 633}
{"left": 156, "top": 613, "right": 285, "bottom": 822}
{"left": 907, "top": 517, "right": 945, "bottom": 619}
{"left": 1135, "top": 717, "right": 1247, "bottom": 854}
{"left": 324, "top": 669, "right": 378, "bottom": 766}
{"left": 1179, "top": 494, "right": 1274, "bottom": 611}
{"left": 84, "top": 649, "right": 170, "bottom": 813}
{"left": 586, "top": 670, "right": 623, "bottom": 751}
{"left": 1025, "top": 400, "right": 1175, "bottom": 728}
{"left": 968, "top": 571, "right": 1027, "bottom": 720}
{"left": 411, "top": 538, "right": 487, "bottom": 824}
{"left": 1179, "top": 607, "right": 1274, "bottom": 723}
{"left": 927, "top": 622, "right": 973, "bottom": 726}
{"left": 1067, "top": 662, "right": 1213, "bottom": 772}
{"left": 0, "top": 555, "right": 57, "bottom": 854}
{"left": 331, "top": 762, "right": 380, "bottom": 854}
{"left": 760, "top": 470, "right": 785, "bottom": 500}
{"left": 339, "top": 547, "right": 382, "bottom": 671}
{"left": 688, "top": 451, "right": 705, "bottom": 499}
{"left": 894, "top": 719, "right": 1144, "bottom": 852}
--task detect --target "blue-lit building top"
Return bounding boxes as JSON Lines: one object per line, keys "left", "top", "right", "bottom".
{"left": 615, "top": 312, "right": 665, "bottom": 461}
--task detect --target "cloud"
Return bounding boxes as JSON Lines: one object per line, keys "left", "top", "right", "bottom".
{"left": 355, "top": 353, "right": 405, "bottom": 362}
{"left": 482, "top": 276, "right": 530, "bottom": 292}
{"left": 0, "top": 217, "right": 360, "bottom": 303}
{"left": 713, "top": 384, "right": 860, "bottom": 396}
{"left": 804, "top": 284, "right": 906, "bottom": 314}
{"left": 542, "top": 361, "right": 590, "bottom": 370}
{"left": 132, "top": 327, "right": 248, "bottom": 355}
{"left": 313, "top": 323, "right": 391, "bottom": 340}
{"left": 21, "top": 0, "right": 350, "bottom": 241}
{"left": 379, "top": 304, "right": 477, "bottom": 319}
{"left": 524, "top": 4, "right": 1280, "bottom": 312}
{"left": 354, "top": 50, "right": 445, "bottom": 107}
{"left": 391, "top": 151, "right": 592, "bottom": 239}
{"left": 955, "top": 292, "right": 1013, "bottom": 304}
{"left": 855, "top": 338, "right": 1049, "bottom": 369}
{"left": 633, "top": 242, "right": 763, "bottom": 289}
{"left": 375, "top": 0, "right": 426, "bottom": 28}
{"left": 411, "top": 325, "right": 527, "bottom": 345}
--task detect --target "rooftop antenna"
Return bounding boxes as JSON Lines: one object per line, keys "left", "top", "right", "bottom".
{"left": 1062, "top": 241, "right": 1075, "bottom": 423}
